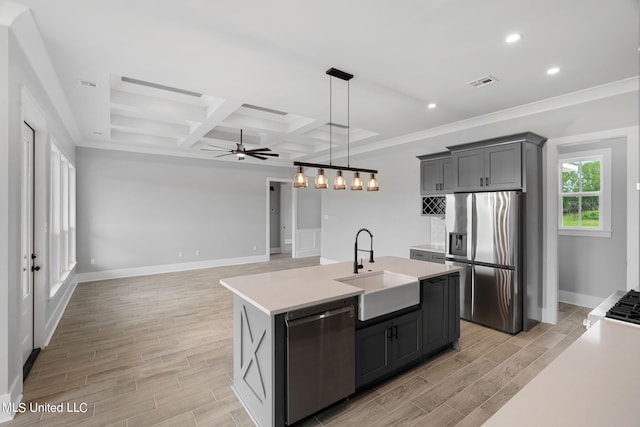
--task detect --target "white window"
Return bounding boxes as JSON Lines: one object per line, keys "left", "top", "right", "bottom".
{"left": 50, "top": 142, "right": 76, "bottom": 295}
{"left": 558, "top": 148, "right": 611, "bottom": 237}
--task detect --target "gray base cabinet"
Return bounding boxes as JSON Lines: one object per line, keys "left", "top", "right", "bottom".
{"left": 410, "top": 249, "right": 445, "bottom": 264}
{"left": 355, "top": 310, "right": 422, "bottom": 389}
{"left": 422, "top": 274, "right": 460, "bottom": 356}
{"left": 355, "top": 272, "right": 461, "bottom": 390}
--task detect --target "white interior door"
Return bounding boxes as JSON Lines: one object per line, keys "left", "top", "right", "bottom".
{"left": 21, "top": 122, "right": 35, "bottom": 366}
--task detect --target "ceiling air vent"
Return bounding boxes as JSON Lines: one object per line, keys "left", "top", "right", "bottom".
{"left": 467, "top": 75, "right": 498, "bottom": 88}
{"left": 120, "top": 76, "right": 202, "bottom": 97}
{"left": 78, "top": 79, "right": 99, "bottom": 88}
{"left": 326, "top": 122, "right": 348, "bottom": 129}
{"left": 241, "top": 104, "right": 287, "bottom": 116}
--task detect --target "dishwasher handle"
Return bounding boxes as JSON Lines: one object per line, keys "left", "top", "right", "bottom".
{"left": 286, "top": 305, "right": 354, "bottom": 327}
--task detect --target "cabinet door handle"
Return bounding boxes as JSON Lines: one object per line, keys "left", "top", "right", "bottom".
{"left": 485, "top": 177, "right": 489, "bottom": 187}
{"left": 393, "top": 325, "right": 398, "bottom": 340}
{"left": 480, "top": 177, "right": 483, "bottom": 187}
{"left": 387, "top": 327, "right": 393, "bottom": 341}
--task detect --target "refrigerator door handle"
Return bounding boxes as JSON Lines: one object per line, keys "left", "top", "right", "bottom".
{"left": 470, "top": 264, "right": 475, "bottom": 320}
{"left": 470, "top": 194, "right": 477, "bottom": 261}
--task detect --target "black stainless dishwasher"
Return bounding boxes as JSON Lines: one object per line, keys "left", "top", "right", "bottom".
{"left": 286, "top": 298, "right": 355, "bottom": 424}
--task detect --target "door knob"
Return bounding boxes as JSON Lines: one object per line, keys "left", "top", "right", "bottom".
{"left": 31, "top": 266, "right": 40, "bottom": 272}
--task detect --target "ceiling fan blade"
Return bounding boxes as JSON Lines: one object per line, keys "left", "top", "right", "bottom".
{"left": 207, "top": 143, "right": 233, "bottom": 150}
{"left": 201, "top": 148, "right": 231, "bottom": 152}
{"left": 247, "top": 153, "right": 268, "bottom": 160}
{"left": 215, "top": 153, "right": 235, "bottom": 158}
{"left": 245, "top": 147, "right": 272, "bottom": 153}
{"left": 254, "top": 152, "right": 279, "bottom": 157}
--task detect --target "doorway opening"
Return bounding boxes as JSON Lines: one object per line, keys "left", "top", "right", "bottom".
{"left": 268, "top": 180, "right": 294, "bottom": 259}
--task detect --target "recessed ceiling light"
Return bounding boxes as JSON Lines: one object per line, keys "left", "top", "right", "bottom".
{"left": 505, "top": 33, "right": 522, "bottom": 43}
{"left": 427, "top": 103, "right": 437, "bottom": 109}
{"left": 546, "top": 67, "right": 560, "bottom": 75}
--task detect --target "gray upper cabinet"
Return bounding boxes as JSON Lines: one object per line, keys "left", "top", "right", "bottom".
{"left": 452, "top": 142, "right": 522, "bottom": 192}
{"left": 419, "top": 133, "right": 546, "bottom": 196}
{"left": 418, "top": 153, "right": 452, "bottom": 195}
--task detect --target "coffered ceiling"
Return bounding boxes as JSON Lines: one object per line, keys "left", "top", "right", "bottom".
{"left": 10, "top": 0, "right": 640, "bottom": 166}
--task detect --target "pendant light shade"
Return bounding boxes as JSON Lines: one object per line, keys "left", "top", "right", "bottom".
{"left": 334, "top": 170, "right": 346, "bottom": 190}
{"left": 315, "top": 169, "right": 328, "bottom": 189}
{"left": 351, "top": 172, "right": 363, "bottom": 191}
{"left": 367, "top": 173, "right": 379, "bottom": 191}
{"left": 293, "top": 166, "right": 308, "bottom": 188}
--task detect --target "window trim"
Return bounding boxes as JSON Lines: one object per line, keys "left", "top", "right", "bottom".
{"left": 558, "top": 148, "right": 611, "bottom": 238}
{"left": 49, "top": 141, "right": 77, "bottom": 298}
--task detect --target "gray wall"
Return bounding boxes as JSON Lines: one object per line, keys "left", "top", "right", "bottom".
{"left": 76, "top": 148, "right": 292, "bottom": 272}
{"left": 296, "top": 187, "right": 321, "bottom": 229}
{"left": 0, "top": 19, "right": 12, "bottom": 406}
{"left": 321, "top": 150, "right": 429, "bottom": 262}
{"left": 558, "top": 138, "right": 627, "bottom": 298}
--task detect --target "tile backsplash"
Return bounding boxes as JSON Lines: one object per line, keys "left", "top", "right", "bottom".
{"left": 430, "top": 216, "right": 446, "bottom": 246}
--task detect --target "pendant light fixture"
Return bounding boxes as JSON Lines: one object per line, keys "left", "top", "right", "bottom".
{"left": 367, "top": 173, "right": 379, "bottom": 191}
{"left": 334, "top": 170, "right": 346, "bottom": 190}
{"left": 293, "top": 166, "right": 308, "bottom": 188}
{"left": 315, "top": 169, "right": 328, "bottom": 189}
{"left": 351, "top": 172, "right": 363, "bottom": 191}
{"left": 293, "top": 67, "right": 379, "bottom": 192}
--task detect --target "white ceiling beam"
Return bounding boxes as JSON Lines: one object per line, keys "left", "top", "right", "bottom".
{"left": 111, "top": 114, "right": 190, "bottom": 138}
{"left": 111, "top": 89, "right": 207, "bottom": 121}
{"left": 178, "top": 99, "right": 243, "bottom": 148}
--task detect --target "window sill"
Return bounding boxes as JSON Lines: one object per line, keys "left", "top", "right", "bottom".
{"left": 558, "top": 228, "right": 612, "bottom": 238}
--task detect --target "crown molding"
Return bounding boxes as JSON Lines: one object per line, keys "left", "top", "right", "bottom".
{"left": 316, "top": 77, "right": 639, "bottom": 161}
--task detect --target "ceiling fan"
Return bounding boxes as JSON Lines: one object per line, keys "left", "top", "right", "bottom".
{"left": 201, "top": 129, "right": 279, "bottom": 161}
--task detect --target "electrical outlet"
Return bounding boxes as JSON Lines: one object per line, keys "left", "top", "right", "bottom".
{"left": 195, "top": 249, "right": 200, "bottom": 256}
{"left": 178, "top": 251, "right": 183, "bottom": 258}
{"left": 90, "top": 258, "right": 95, "bottom": 265}
{"left": 252, "top": 245, "right": 257, "bottom": 251}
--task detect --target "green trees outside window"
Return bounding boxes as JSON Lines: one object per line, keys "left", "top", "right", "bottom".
{"left": 561, "top": 159, "right": 601, "bottom": 228}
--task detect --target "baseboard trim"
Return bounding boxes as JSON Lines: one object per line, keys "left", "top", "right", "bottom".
{"left": 558, "top": 290, "right": 604, "bottom": 309}
{"left": 74, "top": 255, "right": 268, "bottom": 283}
{"left": 0, "top": 376, "right": 23, "bottom": 423}
{"left": 295, "top": 248, "right": 321, "bottom": 258}
{"left": 44, "top": 278, "right": 78, "bottom": 346}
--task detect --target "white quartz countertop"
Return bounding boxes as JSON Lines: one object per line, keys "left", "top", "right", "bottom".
{"left": 219, "top": 256, "right": 461, "bottom": 315}
{"left": 408, "top": 244, "right": 446, "bottom": 253}
{"left": 484, "top": 318, "right": 640, "bottom": 427}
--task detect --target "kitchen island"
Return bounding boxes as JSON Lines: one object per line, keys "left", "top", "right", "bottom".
{"left": 484, "top": 317, "right": 640, "bottom": 427}
{"left": 220, "top": 256, "right": 461, "bottom": 427}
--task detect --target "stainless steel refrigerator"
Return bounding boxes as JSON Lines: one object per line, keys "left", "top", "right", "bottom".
{"left": 445, "top": 191, "right": 522, "bottom": 334}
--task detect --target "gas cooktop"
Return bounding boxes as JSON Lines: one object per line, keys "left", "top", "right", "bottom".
{"left": 605, "top": 290, "right": 640, "bottom": 326}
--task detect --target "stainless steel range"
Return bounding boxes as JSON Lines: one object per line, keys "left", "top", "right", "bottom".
{"left": 605, "top": 290, "right": 640, "bottom": 325}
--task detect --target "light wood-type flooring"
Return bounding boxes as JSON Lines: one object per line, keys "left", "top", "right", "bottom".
{"left": 7, "top": 255, "right": 589, "bottom": 426}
